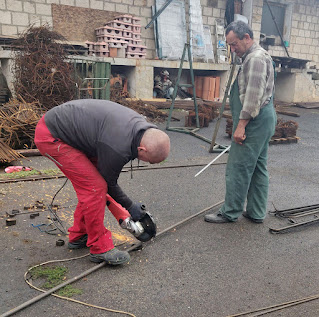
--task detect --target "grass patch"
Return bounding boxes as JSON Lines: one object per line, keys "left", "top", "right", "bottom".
{"left": 0, "top": 168, "right": 61, "bottom": 179}
{"left": 41, "top": 168, "right": 62, "bottom": 176}
{"left": 56, "top": 285, "right": 83, "bottom": 297}
{"left": 30, "top": 265, "right": 83, "bottom": 297}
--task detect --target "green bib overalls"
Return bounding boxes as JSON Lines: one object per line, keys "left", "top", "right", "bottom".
{"left": 219, "top": 74, "right": 277, "bottom": 221}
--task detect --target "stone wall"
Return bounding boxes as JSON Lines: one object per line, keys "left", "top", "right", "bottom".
{"left": 0, "top": 0, "right": 318, "bottom": 67}
{"left": 251, "top": 0, "right": 319, "bottom": 68}
{"left": 0, "top": 0, "right": 227, "bottom": 60}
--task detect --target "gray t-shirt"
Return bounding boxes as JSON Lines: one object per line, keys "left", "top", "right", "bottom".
{"left": 45, "top": 99, "right": 157, "bottom": 208}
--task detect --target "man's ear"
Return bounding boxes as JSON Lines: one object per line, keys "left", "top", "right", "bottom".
{"left": 137, "top": 146, "right": 147, "bottom": 153}
{"left": 244, "top": 33, "right": 251, "bottom": 41}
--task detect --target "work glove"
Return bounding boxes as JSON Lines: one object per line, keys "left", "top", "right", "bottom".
{"left": 128, "top": 202, "right": 146, "bottom": 221}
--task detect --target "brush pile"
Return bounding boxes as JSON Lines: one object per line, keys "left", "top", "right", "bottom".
{"left": 121, "top": 98, "right": 168, "bottom": 122}
{"left": 110, "top": 87, "right": 168, "bottom": 123}
{"left": 185, "top": 104, "right": 219, "bottom": 128}
{"left": 226, "top": 117, "right": 299, "bottom": 140}
{"left": 12, "top": 24, "right": 76, "bottom": 111}
{"left": 273, "top": 118, "right": 299, "bottom": 138}
{"left": 0, "top": 99, "right": 41, "bottom": 151}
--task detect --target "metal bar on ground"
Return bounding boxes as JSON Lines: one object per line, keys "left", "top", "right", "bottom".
{"left": 269, "top": 217, "right": 319, "bottom": 234}
{"left": 195, "top": 145, "right": 230, "bottom": 177}
{"left": 270, "top": 203, "right": 319, "bottom": 215}
{"left": 1, "top": 201, "right": 224, "bottom": 316}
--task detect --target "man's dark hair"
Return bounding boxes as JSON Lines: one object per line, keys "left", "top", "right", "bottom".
{"left": 225, "top": 21, "right": 254, "bottom": 40}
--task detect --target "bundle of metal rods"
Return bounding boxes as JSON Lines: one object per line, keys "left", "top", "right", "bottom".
{"left": 269, "top": 203, "right": 319, "bottom": 234}
{"left": 271, "top": 203, "right": 319, "bottom": 218}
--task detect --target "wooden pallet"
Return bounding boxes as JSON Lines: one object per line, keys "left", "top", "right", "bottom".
{"left": 269, "top": 136, "right": 300, "bottom": 145}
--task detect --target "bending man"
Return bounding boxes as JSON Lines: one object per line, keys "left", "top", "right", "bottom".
{"left": 205, "top": 21, "right": 276, "bottom": 224}
{"left": 35, "top": 99, "right": 170, "bottom": 265}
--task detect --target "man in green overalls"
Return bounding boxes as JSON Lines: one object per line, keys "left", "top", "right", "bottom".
{"left": 205, "top": 21, "right": 277, "bottom": 224}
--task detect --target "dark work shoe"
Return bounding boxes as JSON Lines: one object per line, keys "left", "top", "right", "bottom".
{"left": 68, "top": 234, "right": 88, "bottom": 249}
{"left": 242, "top": 212, "right": 263, "bottom": 223}
{"left": 90, "top": 248, "right": 130, "bottom": 265}
{"left": 204, "top": 210, "right": 233, "bottom": 223}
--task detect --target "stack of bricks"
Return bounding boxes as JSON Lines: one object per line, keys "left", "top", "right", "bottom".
{"left": 85, "top": 14, "right": 147, "bottom": 59}
{"left": 194, "top": 76, "right": 221, "bottom": 101}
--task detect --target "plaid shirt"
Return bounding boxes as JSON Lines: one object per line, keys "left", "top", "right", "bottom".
{"left": 237, "top": 42, "right": 275, "bottom": 119}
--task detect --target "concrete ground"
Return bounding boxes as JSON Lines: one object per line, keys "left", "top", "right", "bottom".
{"left": 1, "top": 106, "right": 319, "bottom": 317}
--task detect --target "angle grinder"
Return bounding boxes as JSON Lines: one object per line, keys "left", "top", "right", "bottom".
{"left": 106, "top": 194, "right": 156, "bottom": 242}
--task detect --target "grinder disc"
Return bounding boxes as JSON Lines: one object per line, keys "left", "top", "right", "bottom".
{"left": 136, "top": 212, "right": 157, "bottom": 242}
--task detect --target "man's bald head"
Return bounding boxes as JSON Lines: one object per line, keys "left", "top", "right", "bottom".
{"left": 138, "top": 128, "right": 170, "bottom": 164}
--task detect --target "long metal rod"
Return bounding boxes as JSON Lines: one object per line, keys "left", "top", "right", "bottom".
{"left": 145, "top": 0, "right": 174, "bottom": 29}
{"left": 195, "top": 145, "right": 230, "bottom": 177}
{"left": 209, "top": 61, "right": 236, "bottom": 152}
{"left": 269, "top": 217, "right": 319, "bottom": 234}
{"left": 155, "top": 200, "right": 224, "bottom": 238}
{"left": 1, "top": 201, "right": 224, "bottom": 317}
{"left": 166, "top": 43, "right": 188, "bottom": 129}
{"left": 287, "top": 209, "right": 319, "bottom": 218}
{"left": 277, "top": 208, "right": 319, "bottom": 218}
{"left": 187, "top": 44, "right": 199, "bottom": 128}
{"left": 227, "top": 293, "right": 319, "bottom": 317}
{"left": 0, "top": 162, "right": 227, "bottom": 184}
{"left": 270, "top": 203, "right": 319, "bottom": 215}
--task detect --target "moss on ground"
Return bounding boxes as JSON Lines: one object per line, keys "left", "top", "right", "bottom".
{"left": 30, "top": 265, "right": 83, "bottom": 297}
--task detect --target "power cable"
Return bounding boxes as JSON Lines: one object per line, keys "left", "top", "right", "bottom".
{"left": 45, "top": 178, "right": 69, "bottom": 235}
{"left": 1, "top": 201, "right": 224, "bottom": 317}
{"left": 23, "top": 248, "right": 136, "bottom": 317}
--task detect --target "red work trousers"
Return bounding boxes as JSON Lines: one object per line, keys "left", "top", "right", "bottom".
{"left": 34, "top": 115, "right": 114, "bottom": 254}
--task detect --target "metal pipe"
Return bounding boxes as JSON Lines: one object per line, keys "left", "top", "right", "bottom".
{"left": 155, "top": 200, "right": 224, "bottom": 238}
{"left": 277, "top": 208, "right": 319, "bottom": 218}
{"left": 269, "top": 217, "right": 319, "bottom": 234}
{"left": 195, "top": 146, "right": 230, "bottom": 177}
{"left": 271, "top": 203, "right": 319, "bottom": 215}
{"left": 145, "top": 0, "right": 174, "bottom": 29}
{"left": 209, "top": 61, "right": 237, "bottom": 152}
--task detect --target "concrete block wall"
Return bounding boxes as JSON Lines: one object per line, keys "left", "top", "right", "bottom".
{"left": 0, "top": 0, "right": 227, "bottom": 60}
{"left": 251, "top": 0, "right": 319, "bottom": 69}
{"left": 1, "top": 0, "right": 319, "bottom": 102}
{"left": 0, "top": 0, "right": 319, "bottom": 67}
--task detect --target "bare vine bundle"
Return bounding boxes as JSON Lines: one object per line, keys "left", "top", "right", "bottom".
{"left": 0, "top": 99, "right": 42, "bottom": 150}
{"left": 12, "top": 24, "right": 76, "bottom": 111}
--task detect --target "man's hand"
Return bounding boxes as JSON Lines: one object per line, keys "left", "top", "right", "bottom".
{"left": 233, "top": 119, "right": 249, "bottom": 145}
{"left": 128, "top": 202, "right": 146, "bottom": 221}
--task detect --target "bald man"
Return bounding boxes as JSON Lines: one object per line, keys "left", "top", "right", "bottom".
{"left": 34, "top": 99, "right": 170, "bottom": 265}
